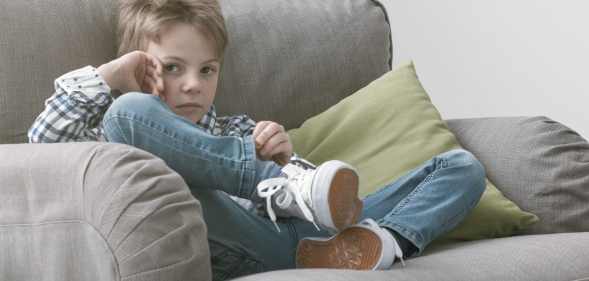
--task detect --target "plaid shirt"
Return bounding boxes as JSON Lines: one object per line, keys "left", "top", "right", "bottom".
{"left": 28, "top": 66, "right": 256, "bottom": 143}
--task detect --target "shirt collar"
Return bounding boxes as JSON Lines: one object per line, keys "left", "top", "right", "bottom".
{"left": 197, "top": 105, "right": 217, "bottom": 134}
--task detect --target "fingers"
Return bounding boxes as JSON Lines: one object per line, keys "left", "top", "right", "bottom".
{"left": 263, "top": 139, "right": 293, "bottom": 166}
{"left": 253, "top": 121, "right": 293, "bottom": 164}
{"left": 147, "top": 55, "right": 164, "bottom": 91}
{"left": 253, "top": 121, "right": 283, "bottom": 149}
{"left": 145, "top": 66, "right": 164, "bottom": 92}
{"left": 270, "top": 143, "right": 293, "bottom": 166}
{"left": 258, "top": 132, "right": 289, "bottom": 157}
{"left": 142, "top": 71, "right": 163, "bottom": 100}
{"left": 142, "top": 54, "right": 165, "bottom": 100}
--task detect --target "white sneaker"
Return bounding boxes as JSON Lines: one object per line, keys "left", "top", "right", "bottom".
{"left": 296, "top": 218, "right": 405, "bottom": 270}
{"left": 257, "top": 160, "right": 362, "bottom": 233}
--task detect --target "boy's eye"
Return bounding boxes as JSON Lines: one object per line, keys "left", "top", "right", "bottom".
{"left": 164, "top": 64, "right": 180, "bottom": 73}
{"left": 201, "top": 66, "right": 216, "bottom": 74}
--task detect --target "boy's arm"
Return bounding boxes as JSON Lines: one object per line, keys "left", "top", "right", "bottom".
{"left": 28, "top": 51, "right": 164, "bottom": 143}
{"left": 217, "top": 115, "right": 294, "bottom": 165}
{"left": 28, "top": 66, "right": 113, "bottom": 142}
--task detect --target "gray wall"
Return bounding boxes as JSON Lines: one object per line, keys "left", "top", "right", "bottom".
{"left": 382, "top": 0, "right": 589, "bottom": 139}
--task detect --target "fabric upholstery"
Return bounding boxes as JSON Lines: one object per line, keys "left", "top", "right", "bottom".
{"left": 3, "top": 0, "right": 589, "bottom": 280}
{"left": 0, "top": 0, "right": 118, "bottom": 144}
{"left": 0, "top": 0, "right": 391, "bottom": 144}
{"left": 447, "top": 116, "right": 589, "bottom": 235}
{"left": 198, "top": 0, "right": 392, "bottom": 130}
{"left": 0, "top": 143, "right": 211, "bottom": 281}
{"left": 232, "top": 232, "right": 589, "bottom": 281}
{"left": 288, "top": 62, "right": 538, "bottom": 241}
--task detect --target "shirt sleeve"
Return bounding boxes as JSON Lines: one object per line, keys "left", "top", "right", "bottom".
{"left": 214, "top": 114, "right": 257, "bottom": 138}
{"left": 28, "top": 66, "right": 113, "bottom": 143}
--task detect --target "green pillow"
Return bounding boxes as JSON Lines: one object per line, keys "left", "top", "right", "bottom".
{"left": 288, "top": 61, "right": 538, "bottom": 241}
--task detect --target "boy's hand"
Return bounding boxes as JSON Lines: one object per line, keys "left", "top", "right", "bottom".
{"left": 97, "top": 51, "right": 165, "bottom": 100}
{"left": 253, "top": 121, "right": 293, "bottom": 166}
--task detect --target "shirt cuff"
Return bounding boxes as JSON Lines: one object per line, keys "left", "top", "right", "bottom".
{"left": 54, "top": 65, "right": 113, "bottom": 106}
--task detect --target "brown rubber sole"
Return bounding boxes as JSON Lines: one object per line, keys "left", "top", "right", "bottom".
{"left": 328, "top": 168, "right": 362, "bottom": 231}
{"left": 296, "top": 226, "right": 382, "bottom": 269}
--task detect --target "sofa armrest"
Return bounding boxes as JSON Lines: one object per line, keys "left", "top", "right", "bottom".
{"left": 0, "top": 142, "right": 211, "bottom": 281}
{"left": 446, "top": 116, "right": 589, "bottom": 235}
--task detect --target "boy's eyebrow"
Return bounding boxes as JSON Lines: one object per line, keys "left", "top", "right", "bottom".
{"left": 202, "top": 58, "right": 220, "bottom": 64}
{"left": 162, "top": 55, "right": 219, "bottom": 64}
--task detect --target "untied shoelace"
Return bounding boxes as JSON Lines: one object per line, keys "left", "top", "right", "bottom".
{"left": 257, "top": 164, "right": 320, "bottom": 232}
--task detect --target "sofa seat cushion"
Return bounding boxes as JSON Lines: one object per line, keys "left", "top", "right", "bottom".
{"left": 232, "top": 232, "right": 589, "bottom": 281}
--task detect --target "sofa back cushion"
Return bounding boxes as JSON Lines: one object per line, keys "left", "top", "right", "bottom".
{"left": 0, "top": 0, "right": 391, "bottom": 143}
{"left": 0, "top": 0, "right": 118, "bottom": 143}
{"left": 215, "top": 0, "right": 391, "bottom": 129}
{"left": 447, "top": 117, "right": 589, "bottom": 234}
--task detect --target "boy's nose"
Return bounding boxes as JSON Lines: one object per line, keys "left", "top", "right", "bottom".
{"left": 181, "top": 75, "right": 201, "bottom": 94}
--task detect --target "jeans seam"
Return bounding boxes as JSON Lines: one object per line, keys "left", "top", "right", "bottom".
{"left": 382, "top": 157, "right": 448, "bottom": 249}
{"left": 237, "top": 138, "right": 256, "bottom": 199}
{"left": 103, "top": 116, "right": 130, "bottom": 144}
{"left": 379, "top": 221, "right": 422, "bottom": 251}
{"left": 105, "top": 112, "right": 259, "bottom": 199}
{"left": 389, "top": 159, "right": 445, "bottom": 216}
{"left": 105, "top": 113, "right": 245, "bottom": 164}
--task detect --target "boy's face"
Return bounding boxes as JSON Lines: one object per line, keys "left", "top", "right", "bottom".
{"left": 146, "top": 23, "right": 220, "bottom": 123}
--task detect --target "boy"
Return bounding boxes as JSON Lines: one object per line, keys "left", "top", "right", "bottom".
{"left": 29, "top": 0, "right": 486, "bottom": 279}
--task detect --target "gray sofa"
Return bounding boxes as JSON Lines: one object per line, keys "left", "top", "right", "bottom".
{"left": 1, "top": 0, "right": 589, "bottom": 281}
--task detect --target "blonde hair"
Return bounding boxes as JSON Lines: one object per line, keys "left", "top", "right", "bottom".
{"left": 117, "top": 0, "right": 228, "bottom": 58}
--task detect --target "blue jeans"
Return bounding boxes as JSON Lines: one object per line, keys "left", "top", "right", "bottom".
{"left": 103, "top": 93, "right": 486, "bottom": 280}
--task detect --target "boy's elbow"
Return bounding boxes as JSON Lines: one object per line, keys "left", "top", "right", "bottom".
{"left": 28, "top": 123, "right": 54, "bottom": 143}
{"left": 27, "top": 127, "right": 42, "bottom": 143}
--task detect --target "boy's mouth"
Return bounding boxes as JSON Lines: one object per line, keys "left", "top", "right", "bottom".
{"left": 176, "top": 102, "right": 201, "bottom": 109}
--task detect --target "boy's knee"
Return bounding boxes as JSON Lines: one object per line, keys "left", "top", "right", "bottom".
{"left": 442, "top": 149, "right": 480, "bottom": 170}
{"left": 443, "top": 149, "right": 487, "bottom": 194}
{"left": 105, "top": 92, "right": 162, "bottom": 118}
{"left": 103, "top": 93, "right": 164, "bottom": 144}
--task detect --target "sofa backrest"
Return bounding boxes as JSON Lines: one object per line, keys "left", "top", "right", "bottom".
{"left": 448, "top": 116, "right": 589, "bottom": 235}
{"left": 0, "top": 0, "right": 391, "bottom": 144}
{"left": 0, "top": 0, "right": 118, "bottom": 144}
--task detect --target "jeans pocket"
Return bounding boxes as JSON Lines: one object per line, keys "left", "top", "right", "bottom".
{"left": 210, "top": 241, "right": 264, "bottom": 281}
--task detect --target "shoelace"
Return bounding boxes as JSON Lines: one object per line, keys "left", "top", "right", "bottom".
{"left": 257, "top": 165, "right": 320, "bottom": 232}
